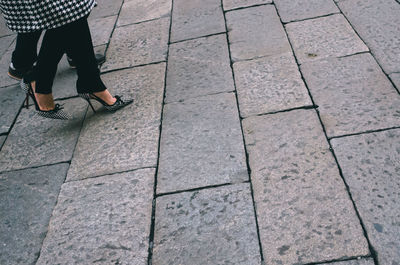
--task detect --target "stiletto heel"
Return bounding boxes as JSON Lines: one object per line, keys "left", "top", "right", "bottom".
{"left": 78, "top": 92, "right": 133, "bottom": 112}
{"left": 25, "top": 94, "right": 29, "bottom": 109}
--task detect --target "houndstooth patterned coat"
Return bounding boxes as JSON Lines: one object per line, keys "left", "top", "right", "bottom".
{"left": 0, "top": 0, "right": 96, "bottom": 33}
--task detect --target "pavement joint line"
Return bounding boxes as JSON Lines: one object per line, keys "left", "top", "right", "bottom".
{"left": 302, "top": 255, "right": 373, "bottom": 265}
{"left": 332, "top": 0, "right": 400, "bottom": 97}
{"left": 147, "top": 1, "right": 174, "bottom": 264}
{"left": 336, "top": 50, "right": 371, "bottom": 59}
{"left": 169, "top": 31, "right": 227, "bottom": 45}
{"left": 223, "top": 2, "right": 274, "bottom": 13}
{"left": 156, "top": 181, "right": 250, "bottom": 198}
{"left": 164, "top": 89, "right": 236, "bottom": 105}
{"left": 273, "top": 3, "right": 380, "bottom": 264}
{"left": 100, "top": 60, "right": 166, "bottom": 75}
{"left": 328, "top": 126, "right": 400, "bottom": 140}
{"left": 0, "top": 160, "right": 71, "bottom": 175}
{"left": 116, "top": 15, "right": 170, "bottom": 29}
{"left": 221, "top": 0, "right": 266, "bottom": 262}
{"left": 281, "top": 11, "right": 341, "bottom": 25}
{"left": 241, "top": 105, "right": 318, "bottom": 120}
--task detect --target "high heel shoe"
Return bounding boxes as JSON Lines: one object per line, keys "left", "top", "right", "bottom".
{"left": 78, "top": 93, "right": 133, "bottom": 113}
{"left": 20, "top": 80, "right": 71, "bottom": 120}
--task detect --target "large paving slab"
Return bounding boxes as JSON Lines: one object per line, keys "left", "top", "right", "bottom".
{"left": 157, "top": 93, "right": 248, "bottom": 194}
{"left": 67, "top": 63, "right": 165, "bottom": 181}
{"left": 301, "top": 53, "right": 400, "bottom": 138}
{"left": 171, "top": 0, "right": 225, "bottom": 43}
{"left": 117, "top": 0, "right": 171, "bottom": 27}
{"left": 320, "top": 258, "right": 375, "bottom": 265}
{"left": 37, "top": 168, "right": 155, "bottom": 265}
{"left": 243, "top": 109, "right": 369, "bottom": 264}
{"left": 88, "top": 15, "right": 117, "bottom": 47}
{"left": 286, "top": 14, "right": 368, "bottom": 64}
{"left": 226, "top": 5, "right": 291, "bottom": 62}
{"left": 165, "top": 34, "right": 234, "bottom": 103}
{"left": 338, "top": 0, "right": 400, "bottom": 74}
{"left": 390, "top": 73, "right": 400, "bottom": 92}
{"left": 0, "top": 98, "right": 87, "bottom": 172}
{"left": 0, "top": 16, "right": 14, "bottom": 38}
{"left": 153, "top": 183, "right": 261, "bottom": 265}
{"left": 0, "top": 34, "right": 15, "bottom": 58}
{"left": 0, "top": 49, "right": 19, "bottom": 88}
{"left": 275, "top": 0, "right": 339, "bottom": 23}
{"left": 223, "top": 0, "right": 272, "bottom": 11}
{"left": 331, "top": 129, "right": 400, "bottom": 265}
{"left": 0, "top": 84, "right": 25, "bottom": 134}
{"left": 0, "top": 135, "right": 5, "bottom": 149}
{"left": 0, "top": 164, "right": 68, "bottom": 265}
{"left": 234, "top": 52, "right": 311, "bottom": 117}
{"left": 102, "top": 17, "right": 169, "bottom": 72}
{"left": 89, "top": 0, "right": 123, "bottom": 19}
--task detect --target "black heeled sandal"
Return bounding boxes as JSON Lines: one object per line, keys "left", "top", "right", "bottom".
{"left": 20, "top": 80, "right": 71, "bottom": 120}
{"left": 78, "top": 93, "right": 133, "bottom": 113}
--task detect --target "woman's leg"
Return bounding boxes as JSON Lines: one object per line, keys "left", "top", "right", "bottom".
{"left": 12, "top": 31, "right": 42, "bottom": 69}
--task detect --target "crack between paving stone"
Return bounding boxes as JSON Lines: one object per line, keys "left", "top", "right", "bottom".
{"left": 328, "top": 126, "right": 400, "bottom": 140}
{"left": 242, "top": 105, "right": 318, "bottom": 119}
{"left": 302, "top": 255, "right": 373, "bottom": 265}
{"left": 164, "top": 89, "right": 236, "bottom": 105}
{"left": 100, "top": 60, "right": 166, "bottom": 75}
{"left": 223, "top": 2, "right": 273, "bottom": 13}
{"left": 169, "top": 31, "right": 227, "bottom": 45}
{"left": 273, "top": 3, "right": 380, "bottom": 265}
{"left": 281, "top": 11, "right": 341, "bottom": 25}
{"left": 0, "top": 161, "right": 71, "bottom": 175}
{"left": 116, "top": 15, "right": 171, "bottom": 29}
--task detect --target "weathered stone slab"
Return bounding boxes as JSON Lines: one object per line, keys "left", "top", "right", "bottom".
{"left": 390, "top": 73, "right": 400, "bottom": 91}
{"left": 275, "top": 0, "right": 339, "bottom": 23}
{"left": 0, "top": 34, "right": 15, "bottom": 58}
{"left": 301, "top": 53, "right": 400, "bottom": 138}
{"left": 0, "top": 135, "right": 5, "bottom": 149}
{"left": 0, "top": 16, "right": 14, "bottom": 38}
{"left": 153, "top": 183, "right": 261, "bottom": 265}
{"left": 226, "top": 5, "right": 291, "bottom": 62}
{"left": 37, "top": 168, "right": 154, "bottom": 265}
{"left": 321, "top": 258, "right": 375, "bottom": 265}
{"left": 243, "top": 109, "right": 369, "bottom": 265}
{"left": 0, "top": 164, "right": 68, "bottom": 265}
{"left": 171, "top": 0, "right": 225, "bottom": 43}
{"left": 234, "top": 52, "right": 311, "bottom": 117}
{"left": 166, "top": 34, "right": 234, "bottom": 103}
{"left": 286, "top": 14, "right": 369, "bottom": 64}
{"left": 102, "top": 17, "right": 169, "bottom": 72}
{"left": 88, "top": 15, "right": 117, "bottom": 47}
{"left": 67, "top": 63, "right": 165, "bottom": 181}
{"left": 0, "top": 49, "right": 19, "bottom": 88}
{"left": 331, "top": 129, "right": 400, "bottom": 265}
{"left": 338, "top": 0, "right": 400, "bottom": 74}
{"left": 157, "top": 93, "right": 248, "bottom": 193}
{"left": 0, "top": 98, "right": 87, "bottom": 172}
{"left": 117, "top": 0, "right": 171, "bottom": 27}
{"left": 223, "top": 0, "right": 272, "bottom": 11}
{"left": 0, "top": 84, "right": 25, "bottom": 134}
{"left": 89, "top": 0, "right": 123, "bottom": 19}
{"left": 52, "top": 55, "right": 77, "bottom": 100}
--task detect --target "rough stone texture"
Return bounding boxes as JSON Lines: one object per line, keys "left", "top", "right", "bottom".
{"left": 0, "top": 84, "right": 25, "bottom": 134}
{"left": 117, "top": 0, "right": 171, "bottom": 27}
{"left": 37, "top": 169, "right": 155, "bottom": 265}
{"left": 390, "top": 73, "right": 400, "bottom": 92}
{"left": 153, "top": 183, "right": 261, "bottom": 265}
{"left": 243, "top": 109, "right": 369, "bottom": 265}
{"left": 234, "top": 52, "right": 311, "bottom": 117}
{"left": 0, "top": 164, "right": 68, "bottom": 265}
{"left": 0, "top": 98, "right": 87, "bottom": 172}
{"left": 0, "top": 135, "right": 5, "bottom": 149}
{"left": 171, "top": 0, "right": 226, "bottom": 43}
{"left": 223, "top": 0, "right": 272, "bottom": 11}
{"left": 0, "top": 16, "right": 14, "bottom": 38}
{"left": 157, "top": 93, "right": 248, "bottom": 193}
{"left": 166, "top": 34, "right": 234, "bottom": 103}
{"left": 89, "top": 0, "right": 123, "bottom": 19}
{"left": 286, "top": 14, "right": 369, "bottom": 64}
{"left": 52, "top": 55, "right": 78, "bottom": 100}
{"left": 0, "top": 49, "right": 19, "bottom": 88}
{"left": 0, "top": 34, "right": 15, "bottom": 58}
{"left": 102, "top": 17, "right": 169, "bottom": 72}
{"left": 67, "top": 63, "right": 165, "bottom": 181}
{"left": 275, "top": 0, "right": 339, "bottom": 23}
{"left": 301, "top": 53, "right": 400, "bottom": 138}
{"left": 320, "top": 259, "right": 375, "bottom": 265}
{"left": 331, "top": 130, "right": 400, "bottom": 265}
{"left": 88, "top": 15, "right": 117, "bottom": 47}
{"left": 338, "top": 0, "right": 400, "bottom": 74}
{"left": 226, "top": 5, "right": 291, "bottom": 62}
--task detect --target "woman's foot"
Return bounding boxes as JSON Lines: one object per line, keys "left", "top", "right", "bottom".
{"left": 31, "top": 81, "right": 56, "bottom": 111}
{"left": 92, "top": 89, "right": 116, "bottom": 105}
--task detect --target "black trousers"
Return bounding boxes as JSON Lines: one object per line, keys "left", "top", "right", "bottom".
{"left": 12, "top": 31, "right": 41, "bottom": 69}
{"left": 32, "top": 16, "right": 106, "bottom": 94}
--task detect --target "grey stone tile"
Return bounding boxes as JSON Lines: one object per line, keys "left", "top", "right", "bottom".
{"left": 37, "top": 168, "right": 154, "bottom": 265}
{"left": 117, "top": 0, "right": 171, "bottom": 27}
{"left": 89, "top": 0, "right": 124, "bottom": 19}
{"left": 166, "top": 34, "right": 234, "bottom": 103}
{"left": 157, "top": 93, "right": 248, "bottom": 193}
{"left": 223, "top": 0, "right": 272, "bottom": 11}
{"left": 390, "top": 73, "right": 400, "bottom": 91}
{"left": 286, "top": 14, "right": 369, "bottom": 64}
{"left": 0, "top": 84, "right": 25, "bottom": 134}
{"left": 331, "top": 130, "right": 400, "bottom": 265}
{"left": 234, "top": 52, "right": 311, "bottom": 117}
{"left": 243, "top": 109, "right": 369, "bottom": 265}
{"left": 153, "top": 183, "right": 261, "bottom": 265}
{"left": 0, "top": 49, "right": 19, "bottom": 88}
{"left": 0, "top": 98, "right": 87, "bottom": 172}
{"left": 52, "top": 55, "right": 77, "bottom": 100}
{"left": 320, "top": 258, "right": 375, "bottom": 265}
{"left": 301, "top": 53, "right": 400, "bottom": 138}
{"left": 0, "top": 164, "right": 68, "bottom": 265}
{"left": 226, "top": 5, "right": 291, "bottom": 62}
{"left": 171, "top": 0, "right": 225, "bottom": 43}
{"left": 0, "top": 16, "right": 14, "bottom": 38}
{"left": 102, "top": 17, "right": 169, "bottom": 72}
{"left": 88, "top": 15, "right": 117, "bottom": 47}
{"left": 67, "top": 63, "right": 165, "bottom": 181}
{"left": 0, "top": 135, "right": 5, "bottom": 149}
{"left": 275, "top": 0, "right": 339, "bottom": 23}
{"left": 0, "top": 34, "right": 15, "bottom": 58}
{"left": 338, "top": 0, "right": 400, "bottom": 74}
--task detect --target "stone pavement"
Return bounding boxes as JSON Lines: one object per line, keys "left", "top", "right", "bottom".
{"left": 0, "top": 0, "right": 399, "bottom": 264}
